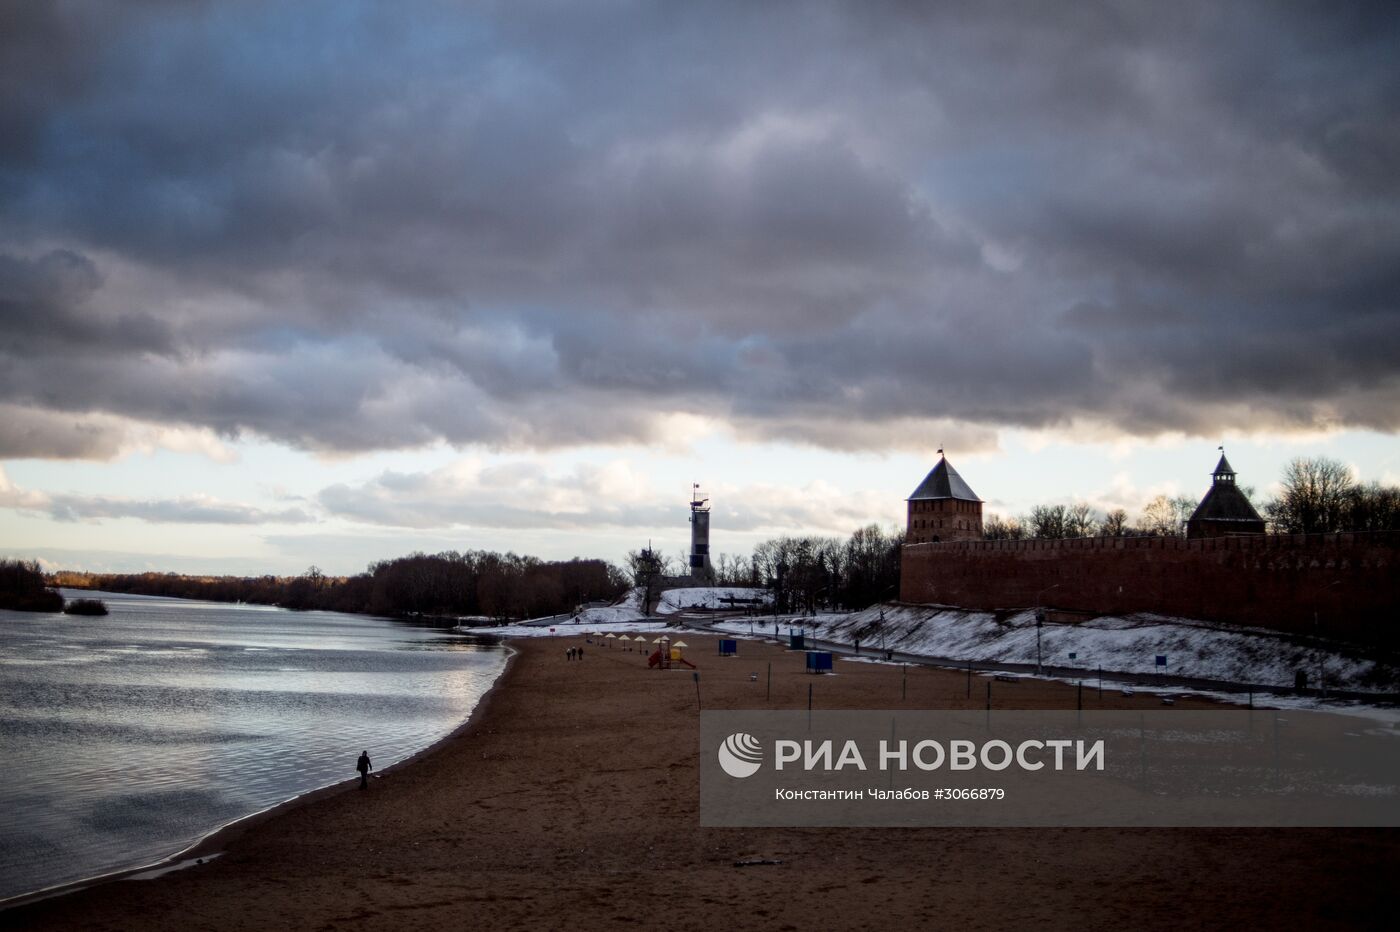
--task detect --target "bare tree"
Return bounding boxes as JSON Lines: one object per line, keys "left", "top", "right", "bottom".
{"left": 714, "top": 552, "right": 753, "bottom": 586}
{"left": 0, "top": 558, "right": 64, "bottom": 612}
{"left": 1265, "top": 456, "right": 1355, "bottom": 534}
{"left": 983, "top": 514, "right": 1025, "bottom": 540}
{"left": 1344, "top": 482, "right": 1400, "bottom": 532}
{"left": 840, "top": 524, "right": 901, "bottom": 608}
{"left": 1173, "top": 496, "right": 1197, "bottom": 530}
{"left": 1100, "top": 508, "right": 1129, "bottom": 536}
{"left": 1065, "top": 503, "right": 1099, "bottom": 538}
{"left": 626, "top": 546, "right": 666, "bottom": 616}
{"left": 1029, "top": 504, "right": 1069, "bottom": 539}
{"left": 1138, "top": 495, "right": 1182, "bottom": 537}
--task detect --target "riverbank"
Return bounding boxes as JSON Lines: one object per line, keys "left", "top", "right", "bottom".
{"left": 3, "top": 642, "right": 523, "bottom": 911}
{"left": 8, "top": 635, "right": 1398, "bottom": 929}
{"left": 0, "top": 593, "right": 505, "bottom": 904}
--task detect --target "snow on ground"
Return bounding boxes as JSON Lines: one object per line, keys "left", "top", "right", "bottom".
{"left": 654, "top": 587, "right": 768, "bottom": 615}
{"left": 1042, "top": 674, "right": 1400, "bottom": 725}
{"left": 455, "top": 585, "right": 768, "bottom": 636}
{"left": 456, "top": 617, "right": 668, "bottom": 638}
{"left": 572, "top": 603, "right": 648, "bottom": 626}
{"left": 713, "top": 604, "right": 1399, "bottom": 694}
{"left": 460, "top": 591, "right": 651, "bottom": 634}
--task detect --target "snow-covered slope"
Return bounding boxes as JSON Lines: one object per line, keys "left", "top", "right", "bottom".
{"left": 715, "top": 604, "right": 1398, "bottom": 692}
{"left": 456, "top": 617, "right": 667, "bottom": 638}
{"left": 654, "top": 587, "right": 767, "bottom": 615}
{"left": 456, "top": 585, "right": 770, "bottom": 636}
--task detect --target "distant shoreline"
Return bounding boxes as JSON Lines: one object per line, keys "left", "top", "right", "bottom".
{"left": 47, "top": 552, "right": 623, "bottom": 626}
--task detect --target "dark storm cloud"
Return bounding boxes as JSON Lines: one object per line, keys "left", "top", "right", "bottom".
{"left": 0, "top": 250, "right": 176, "bottom": 356}
{"left": 2, "top": 0, "right": 1398, "bottom": 458}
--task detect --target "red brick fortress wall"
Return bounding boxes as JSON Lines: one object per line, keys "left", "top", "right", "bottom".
{"left": 899, "top": 532, "right": 1400, "bottom": 650}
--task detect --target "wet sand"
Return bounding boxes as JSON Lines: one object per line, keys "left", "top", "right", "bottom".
{"left": 8, "top": 635, "right": 1397, "bottom": 930}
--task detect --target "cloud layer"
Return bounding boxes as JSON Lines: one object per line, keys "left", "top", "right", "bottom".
{"left": 0, "top": 457, "right": 893, "bottom": 541}
{"left": 2, "top": 1, "right": 1398, "bottom": 458}
{"left": 316, "top": 459, "right": 897, "bottom": 536}
{"left": 0, "top": 467, "right": 312, "bottom": 525}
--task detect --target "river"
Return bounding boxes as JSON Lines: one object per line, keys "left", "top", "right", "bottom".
{"left": 0, "top": 589, "right": 507, "bottom": 902}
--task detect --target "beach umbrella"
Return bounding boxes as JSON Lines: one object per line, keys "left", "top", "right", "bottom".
{"left": 672, "top": 641, "right": 689, "bottom": 649}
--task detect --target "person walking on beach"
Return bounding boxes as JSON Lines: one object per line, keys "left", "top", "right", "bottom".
{"left": 356, "top": 750, "right": 372, "bottom": 789}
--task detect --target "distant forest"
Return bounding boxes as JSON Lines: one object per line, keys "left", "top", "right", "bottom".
{"left": 52, "top": 551, "right": 628, "bottom": 621}
{"left": 47, "top": 525, "right": 906, "bottom": 621}
{"left": 0, "top": 559, "right": 65, "bottom": 612}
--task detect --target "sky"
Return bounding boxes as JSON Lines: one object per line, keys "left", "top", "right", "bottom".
{"left": 2, "top": 1, "right": 1398, "bottom": 576}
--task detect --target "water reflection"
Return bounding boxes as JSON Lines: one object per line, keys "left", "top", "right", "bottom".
{"left": 0, "top": 590, "right": 507, "bottom": 901}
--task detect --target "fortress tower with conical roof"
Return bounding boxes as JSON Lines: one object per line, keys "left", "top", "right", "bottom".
{"left": 1187, "top": 453, "right": 1266, "bottom": 539}
{"left": 906, "top": 453, "right": 983, "bottom": 544}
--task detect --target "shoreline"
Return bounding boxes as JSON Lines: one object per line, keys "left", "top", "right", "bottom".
{"left": 9, "top": 634, "right": 1398, "bottom": 930}
{"left": 0, "top": 644, "right": 519, "bottom": 913}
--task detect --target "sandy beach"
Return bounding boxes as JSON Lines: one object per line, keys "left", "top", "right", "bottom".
{"left": 8, "top": 634, "right": 1398, "bottom": 930}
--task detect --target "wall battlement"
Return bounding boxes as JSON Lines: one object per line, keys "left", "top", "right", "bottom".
{"left": 899, "top": 531, "right": 1400, "bottom": 649}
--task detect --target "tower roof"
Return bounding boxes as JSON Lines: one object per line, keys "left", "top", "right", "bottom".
{"left": 907, "top": 456, "right": 981, "bottom": 502}
{"left": 1189, "top": 483, "right": 1263, "bottom": 524}
{"left": 1192, "top": 451, "right": 1261, "bottom": 525}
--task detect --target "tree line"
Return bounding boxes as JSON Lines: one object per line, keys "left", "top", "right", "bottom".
{"left": 983, "top": 456, "right": 1400, "bottom": 540}
{"left": 0, "top": 559, "right": 65, "bottom": 612}
{"left": 1264, "top": 457, "right": 1400, "bottom": 534}
{"left": 51, "top": 550, "right": 628, "bottom": 620}
{"left": 28, "top": 456, "right": 1394, "bottom": 623}
{"left": 627, "top": 523, "right": 905, "bottom": 615}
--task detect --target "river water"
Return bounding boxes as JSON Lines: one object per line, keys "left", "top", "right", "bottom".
{"left": 0, "top": 590, "right": 507, "bottom": 902}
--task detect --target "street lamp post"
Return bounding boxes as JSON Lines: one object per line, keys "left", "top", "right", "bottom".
{"left": 878, "top": 586, "right": 895, "bottom": 660}
{"left": 1035, "top": 611, "right": 1047, "bottom": 676}
{"left": 1313, "top": 579, "right": 1342, "bottom": 698}
{"left": 1035, "top": 583, "right": 1060, "bottom": 676}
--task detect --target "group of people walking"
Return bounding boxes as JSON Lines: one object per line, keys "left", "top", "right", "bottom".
{"left": 565, "top": 646, "right": 585, "bottom": 661}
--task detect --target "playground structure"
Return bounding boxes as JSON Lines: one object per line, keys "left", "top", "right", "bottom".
{"left": 648, "top": 635, "right": 697, "bottom": 670}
